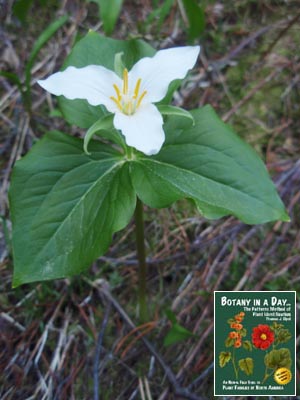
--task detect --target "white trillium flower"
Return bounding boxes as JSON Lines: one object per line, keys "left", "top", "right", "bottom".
{"left": 38, "top": 46, "right": 200, "bottom": 155}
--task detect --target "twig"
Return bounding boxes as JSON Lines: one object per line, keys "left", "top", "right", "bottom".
{"left": 25, "top": 295, "right": 66, "bottom": 374}
{"left": 260, "top": 12, "right": 300, "bottom": 61}
{"left": 139, "top": 377, "right": 153, "bottom": 400}
{"left": 187, "top": 362, "right": 214, "bottom": 391}
{"left": 222, "top": 68, "right": 283, "bottom": 122}
{"left": 30, "top": 296, "right": 67, "bottom": 399}
{"left": 0, "top": 311, "right": 25, "bottom": 332}
{"left": 177, "top": 0, "right": 188, "bottom": 26}
{"left": 115, "top": 322, "right": 157, "bottom": 359}
{"left": 99, "top": 223, "right": 245, "bottom": 266}
{"left": 207, "top": 22, "right": 284, "bottom": 73}
{"left": 93, "top": 299, "right": 112, "bottom": 400}
{"left": 234, "top": 231, "right": 275, "bottom": 291}
{"left": 0, "top": 113, "right": 30, "bottom": 214}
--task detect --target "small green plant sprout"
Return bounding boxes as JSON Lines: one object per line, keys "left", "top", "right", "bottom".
{"left": 219, "top": 311, "right": 253, "bottom": 379}
{"left": 163, "top": 309, "right": 195, "bottom": 346}
{"left": 90, "top": 0, "right": 124, "bottom": 35}
{"left": 9, "top": 32, "right": 289, "bottom": 321}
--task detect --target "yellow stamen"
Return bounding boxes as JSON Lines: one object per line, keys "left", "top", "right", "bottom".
{"left": 133, "top": 78, "right": 142, "bottom": 99}
{"left": 123, "top": 68, "right": 128, "bottom": 95}
{"left": 136, "top": 90, "right": 147, "bottom": 109}
{"left": 113, "top": 84, "right": 122, "bottom": 101}
{"left": 110, "top": 96, "right": 123, "bottom": 112}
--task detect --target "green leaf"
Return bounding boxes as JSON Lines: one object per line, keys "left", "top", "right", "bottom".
{"left": 242, "top": 340, "right": 253, "bottom": 351}
{"left": 219, "top": 351, "right": 231, "bottom": 367}
{"left": 225, "top": 337, "right": 235, "bottom": 347}
{"left": 182, "top": 0, "right": 205, "bottom": 41}
{"left": 156, "top": 0, "right": 174, "bottom": 29}
{"left": 240, "top": 328, "right": 247, "bottom": 337}
{"left": 58, "top": 32, "right": 155, "bottom": 128}
{"left": 227, "top": 318, "right": 235, "bottom": 324}
{"left": 157, "top": 105, "right": 194, "bottom": 125}
{"left": 275, "top": 328, "right": 292, "bottom": 344}
{"left": 238, "top": 358, "right": 254, "bottom": 375}
{"left": 9, "top": 131, "right": 135, "bottom": 286}
{"left": 131, "top": 106, "right": 289, "bottom": 224}
{"left": 0, "top": 71, "right": 23, "bottom": 92}
{"left": 91, "top": 0, "right": 123, "bottom": 35}
{"left": 49, "top": 108, "right": 63, "bottom": 118}
{"left": 163, "top": 309, "right": 194, "bottom": 346}
{"left": 264, "top": 348, "right": 292, "bottom": 369}
{"left": 13, "top": 0, "right": 47, "bottom": 24}
{"left": 165, "top": 309, "right": 178, "bottom": 324}
{"left": 13, "top": 0, "right": 33, "bottom": 24}
{"left": 10, "top": 105, "right": 289, "bottom": 286}
{"left": 83, "top": 114, "right": 125, "bottom": 154}
{"left": 114, "top": 52, "right": 125, "bottom": 77}
{"left": 58, "top": 99, "right": 108, "bottom": 129}
{"left": 157, "top": 79, "right": 182, "bottom": 106}
{"left": 272, "top": 322, "right": 284, "bottom": 330}
{"left": 25, "top": 15, "right": 68, "bottom": 91}
{"left": 145, "top": 0, "right": 175, "bottom": 31}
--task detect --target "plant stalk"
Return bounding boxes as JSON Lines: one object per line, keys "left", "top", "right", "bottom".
{"left": 231, "top": 348, "right": 239, "bottom": 379}
{"left": 134, "top": 197, "right": 148, "bottom": 322}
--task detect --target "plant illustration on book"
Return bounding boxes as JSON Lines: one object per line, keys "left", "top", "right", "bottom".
{"left": 252, "top": 322, "right": 292, "bottom": 383}
{"left": 219, "top": 317, "right": 292, "bottom": 383}
{"left": 9, "top": 32, "right": 289, "bottom": 321}
{"left": 219, "top": 311, "right": 254, "bottom": 379}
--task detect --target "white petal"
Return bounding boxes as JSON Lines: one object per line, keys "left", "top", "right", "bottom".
{"left": 113, "top": 104, "right": 164, "bottom": 155}
{"left": 37, "top": 65, "right": 122, "bottom": 109}
{"left": 129, "top": 46, "right": 200, "bottom": 103}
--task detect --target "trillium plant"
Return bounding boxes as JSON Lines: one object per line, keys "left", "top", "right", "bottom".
{"left": 10, "top": 33, "right": 289, "bottom": 321}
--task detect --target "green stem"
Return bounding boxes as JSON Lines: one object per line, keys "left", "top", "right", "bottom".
{"left": 262, "top": 365, "right": 272, "bottom": 384}
{"left": 134, "top": 197, "right": 148, "bottom": 322}
{"left": 231, "top": 349, "right": 239, "bottom": 380}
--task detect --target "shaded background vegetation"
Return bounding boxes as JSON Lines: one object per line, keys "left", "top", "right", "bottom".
{"left": 0, "top": 0, "right": 299, "bottom": 399}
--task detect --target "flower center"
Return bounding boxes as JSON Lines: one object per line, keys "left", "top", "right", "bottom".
{"left": 110, "top": 68, "right": 147, "bottom": 115}
{"left": 260, "top": 333, "right": 267, "bottom": 340}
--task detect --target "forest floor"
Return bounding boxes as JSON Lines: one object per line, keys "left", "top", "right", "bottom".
{"left": 0, "top": 1, "right": 299, "bottom": 399}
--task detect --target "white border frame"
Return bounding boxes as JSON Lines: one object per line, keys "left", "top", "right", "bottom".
{"left": 214, "top": 290, "right": 296, "bottom": 397}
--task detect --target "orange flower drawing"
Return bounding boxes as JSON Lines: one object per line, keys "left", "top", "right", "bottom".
{"left": 219, "top": 311, "right": 253, "bottom": 379}
{"left": 229, "top": 331, "right": 239, "bottom": 339}
{"left": 252, "top": 324, "right": 275, "bottom": 350}
{"left": 234, "top": 323, "right": 243, "bottom": 330}
{"left": 234, "top": 339, "right": 242, "bottom": 348}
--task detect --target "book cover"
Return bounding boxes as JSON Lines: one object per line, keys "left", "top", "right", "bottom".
{"left": 214, "top": 291, "right": 296, "bottom": 396}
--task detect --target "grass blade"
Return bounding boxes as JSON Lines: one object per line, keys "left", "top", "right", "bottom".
{"left": 91, "top": 0, "right": 123, "bottom": 35}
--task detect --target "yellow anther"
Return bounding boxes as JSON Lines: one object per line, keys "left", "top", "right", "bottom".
{"left": 133, "top": 78, "right": 142, "bottom": 99}
{"left": 136, "top": 90, "right": 147, "bottom": 109}
{"left": 123, "top": 68, "right": 128, "bottom": 95}
{"left": 113, "top": 84, "right": 122, "bottom": 101}
{"left": 110, "top": 96, "right": 123, "bottom": 112}
{"left": 111, "top": 69, "right": 146, "bottom": 114}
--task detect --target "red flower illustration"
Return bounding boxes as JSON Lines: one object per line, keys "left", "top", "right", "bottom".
{"left": 252, "top": 324, "right": 275, "bottom": 350}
